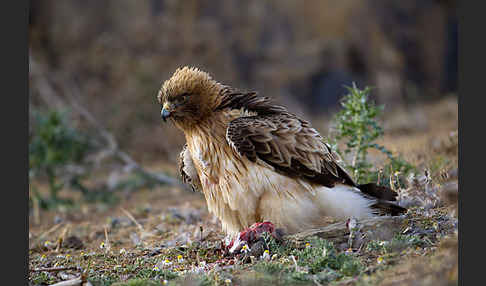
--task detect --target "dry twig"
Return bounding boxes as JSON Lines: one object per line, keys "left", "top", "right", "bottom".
{"left": 103, "top": 226, "right": 111, "bottom": 252}
{"left": 30, "top": 223, "right": 63, "bottom": 249}
{"left": 31, "top": 266, "right": 78, "bottom": 272}
{"left": 56, "top": 224, "right": 71, "bottom": 252}
{"left": 121, "top": 208, "right": 144, "bottom": 231}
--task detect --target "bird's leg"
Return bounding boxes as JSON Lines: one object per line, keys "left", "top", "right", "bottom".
{"left": 224, "top": 221, "right": 282, "bottom": 254}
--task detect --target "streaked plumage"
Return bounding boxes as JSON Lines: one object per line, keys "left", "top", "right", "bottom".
{"left": 158, "top": 67, "right": 406, "bottom": 235}
{"left": 179, "top": 143, "right": 202, "bottom": 192}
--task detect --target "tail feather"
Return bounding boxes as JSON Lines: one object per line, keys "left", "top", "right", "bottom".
{"left": 357, "top": 183, "right": 398, "bottom": 201}
{"left": 357, "top": 183, "right": 407, "bottom": 216}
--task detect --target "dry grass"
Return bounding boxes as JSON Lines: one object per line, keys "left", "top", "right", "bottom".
{"left": 29, "top": 98, "right": 457, "bottom": 285}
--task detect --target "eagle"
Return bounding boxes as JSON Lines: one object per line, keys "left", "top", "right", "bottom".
{"left": 157, "top": 66, "right": 406, "bottom": 238}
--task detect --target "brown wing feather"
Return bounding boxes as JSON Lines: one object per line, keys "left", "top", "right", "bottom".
{"left": 216, "top": 86, "right": 287, "bottom": 115}
{"left": 219, "top": 88, "right": 403, "bottom": 210}
{"left": 226, "top": 113, "right": 355, "bottom": 189}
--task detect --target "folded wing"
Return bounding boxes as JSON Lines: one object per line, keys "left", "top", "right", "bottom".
{"left": 226, "top": 113, "right": 355, "bottom": 189}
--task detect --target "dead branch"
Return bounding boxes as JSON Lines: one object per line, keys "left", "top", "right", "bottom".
{"left": 286, "top": 216, "right": 405, "bottom": 247}
{"left": 48, "top": 277, "right": 84, "bottom": 286}
{"left": 29, "top": 54, "right": 185, "bottom": 190}
{"left": 103, "top": 225, "right": 112, "bottom": 253}
{"left": 121, "top": 208, "right": 144, "bottom": 231}
{"left": 31, "top": 266, "right": 78, "bottom": 272}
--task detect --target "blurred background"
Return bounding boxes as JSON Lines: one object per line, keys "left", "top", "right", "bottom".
{"left": 28, "top": 3, "right": 459, "bottom": 284}
{"left": 29, "top": 0, "right": 457, "bottom": 161}
{"left": 28, "top": 0, "right": 457, "bottom": 214}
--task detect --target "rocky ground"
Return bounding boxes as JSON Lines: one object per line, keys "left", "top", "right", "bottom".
{"left": 29, "top": 97, "right": 458, "bottom": 286}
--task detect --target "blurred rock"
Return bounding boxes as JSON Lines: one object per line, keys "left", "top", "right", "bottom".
{"left": 29, "top": 0, "right": 457, "bottom": 160}
{"left": 108, "top": 217, "right": 134, "bottom": 228}
{"left": 63, "top": 235, "right": 84, "bottom": 249}
{"left": 130, "top": 232, "right": 142, "bottom": 246}
{"left": 58, "top": 272, "right": 78, "bottom": 281}
{"left": 168, "top": 207, "right": 202, "bottom": 225}
{"left": 440, "top": 181, "right": 458, "bottom": 207}
{"left": 155, "top": 224, "right": 166, "bottom": 234}
{"left": 53, "top": 215, "right": 64, "bottom": 224}
{"left": 166, "top": 233, "right": 192, "bottom": 247}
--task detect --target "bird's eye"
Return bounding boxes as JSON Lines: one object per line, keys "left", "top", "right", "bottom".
{"left": 173, "top": 93, "right": 189, "bottom": 105}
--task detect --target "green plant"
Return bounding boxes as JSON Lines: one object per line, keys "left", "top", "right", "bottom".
{"left": 365, "top": 234, "right": 432, "bottom": 255}
{"left": 29, "top": 109, "right": 166, "bottom": 209}
{"left": 112, "top": 279, "right": 162, "bottom": 286}
{"left": 329, "top": 84, "right": 414, "bottom": 186}
{"left": 251, "top": 235, "right": 364, "bottom": 284}
{"left": 291, "top": 237, "right": 363, "bottom": 276}
{"left": 87, "top": 275, "right": 120, "bottom": 286}
{"left": 253, "top": 261, "right": 286, "bottom": 275}
{"left": 31, "top": 272, "right": 55, "bottom": 285}
{"left": 29, "top": 109, "right": 93, "bottom": 208}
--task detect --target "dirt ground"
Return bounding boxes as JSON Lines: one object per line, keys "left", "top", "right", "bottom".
{"left": 29, "top": 96, "right": 458, "bottom": 286}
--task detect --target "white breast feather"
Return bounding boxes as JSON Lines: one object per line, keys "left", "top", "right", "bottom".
{"left": 188, "top": 122, "right": 378, "bottom": 235}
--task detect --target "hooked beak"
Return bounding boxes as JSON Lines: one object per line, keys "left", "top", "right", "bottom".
{"left": 161, "top": 108, "right": 171, "bottom": 122}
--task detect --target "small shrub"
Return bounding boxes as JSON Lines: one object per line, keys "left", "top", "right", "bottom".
{"left": 29, "top": 109, "right": 93, "bottom": 208}
{"left": 253, "top": 235, "right": 364, "bottom": 284}
{"left": 253, "top": 261, "right": 286, "bottom": 275}
{"left": 366, "top": 234, "right": 432, "bottom": 255}
{"left": 31, "top": 272, "right": 55, "bottom": 285}
{"left": 112, "top": 279, "right": 161, "bottom": 286}
{"left": 88, "top": 275, "right": 119, "bottom": 286}
{"left": 329, "top": 83, "right": 414, "bottom": 186}
{"left": 196, "top": 274, "right": 217, "bottom": 286}
{"left": 29, "top": 109, "right": 165, "bottom": 209}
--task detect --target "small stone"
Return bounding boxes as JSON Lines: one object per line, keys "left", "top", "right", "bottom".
{"left": 63, "top": 236, "right": 84, "bottom": 250}
{"left": 53, "top": 215, "right": 64, "bottom": 224}
{"left": 130, "top": 232, "right": 142, "bottom": 246}
{"left": 148, "top": 247, "right": 163, "bottom": 257}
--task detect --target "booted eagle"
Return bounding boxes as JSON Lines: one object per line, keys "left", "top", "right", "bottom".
{"left": 158, "top": 67, "right": 405, "bottom": 236}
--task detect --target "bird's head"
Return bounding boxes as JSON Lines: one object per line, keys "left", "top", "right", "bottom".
{"left": 157, "top": 66, "right": 223, "bottom": 129}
